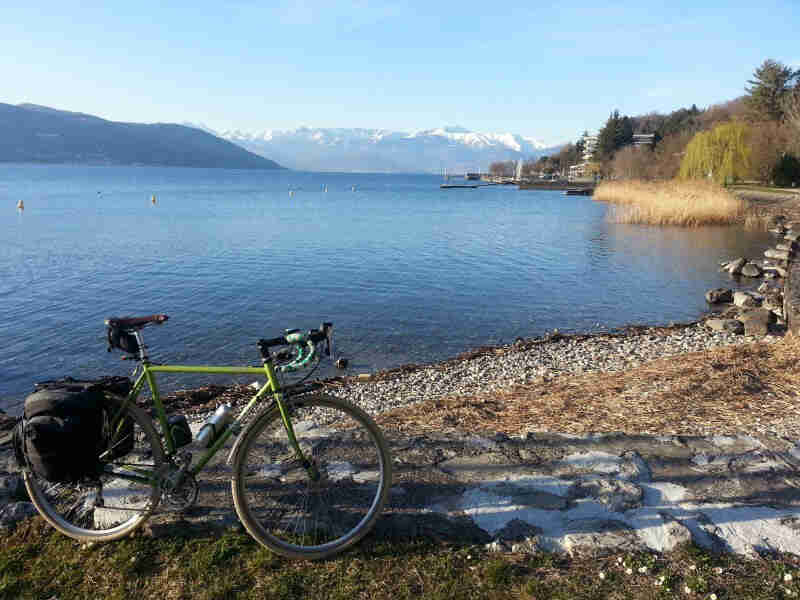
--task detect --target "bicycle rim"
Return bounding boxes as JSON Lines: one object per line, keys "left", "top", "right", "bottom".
{"left": 232, "top": 395, "right": 391, "bottom": 559}
{"left": 24, "top": 394, "right": 164, "bottom": 542}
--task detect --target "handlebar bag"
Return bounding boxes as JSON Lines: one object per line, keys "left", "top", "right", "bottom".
{"left": 107, "top": 326, "right": 140, "bottom": 355}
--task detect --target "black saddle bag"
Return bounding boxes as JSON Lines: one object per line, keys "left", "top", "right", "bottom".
{"left": 14, "top": 377, "right": 134, "bottom": 482}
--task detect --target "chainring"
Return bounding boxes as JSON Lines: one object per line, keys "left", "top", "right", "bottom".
{"left": 161, "top": 471, "right": 199, "bottom": 511}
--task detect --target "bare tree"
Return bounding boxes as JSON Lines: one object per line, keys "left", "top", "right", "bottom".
{"left": 611, "top": 146, "right": 652, "bottom": 179}
{"left": 784, "top": 88, "right": 800, "bottom": 155}
{"left": 749, "top": 121, "right": 792, "bottom": 183}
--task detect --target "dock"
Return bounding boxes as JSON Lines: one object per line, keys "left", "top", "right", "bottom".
{"left": 565, "top": 187, "right": 594, "bottom": 196}
{"left": 518, "top": 180, "right": 595, "bottom": 192}
{"left": 440, "top": 184, "right": 479, "bottom": 189}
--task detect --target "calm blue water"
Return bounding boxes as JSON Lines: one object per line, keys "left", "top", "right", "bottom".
{"left": 0, "top": 164, "right": 772, "bottom": 411}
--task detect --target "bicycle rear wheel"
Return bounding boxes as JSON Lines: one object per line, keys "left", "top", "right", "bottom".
{"left": 231, "top": 394, "right": 391, "bottom": 559}
{"left": 24, "top": 393, "right": 164, "bottom": 542}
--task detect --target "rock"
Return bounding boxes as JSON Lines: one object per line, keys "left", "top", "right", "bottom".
{"left": 764, "top": 266, "right": 787, "bottom": 278}
{"left": 487, "top": 481, "right": 569, "bottom": 510}
{"left": 757, "top": 282, "right": 770, "bottom": 294}
{"left": 0, "top": 474, "right": 25, "bottom": 502}
{"left": 568, "top": 477, "right": 643, "bottom": 512}
{"left": 0, "top": 501, "right": 37, "bottom": 531}
{"left": 705, "top": 288, "right": 733, "bottom": 304}
{"left": 705, "top": 319, "right": 744, "bottom": 334}
{"left": 785, "top": 232, "right": 800, "bottom": 242}
{"left": 636, "top": 512, "right": 693, "bottom": 552}
{"left": 770, "top": 214, "right": 787, "bottom": 226}
{"left": 738, "top": 309, "right": 775, "bottom": 336}
{"left": 561, "top": 519, "right": 646, "bottom": 556}
{"left": 733, "top": 291, "right": 762, "bottom": 308}
{"left": 776, "top": 242, "right": 798, "bottom": 252}
{"left": 740, "top": 262, "right": 763, "bottom": 277}
{"left": 0, "top": 412, "right": 16, "bottom": 432}
{"left": 487, "top": 519, "right": 543, "bottom": 554}
{"left": 765, "top": 248, "right": 791, "bottom": 261}
{"left": 726, "top": 257, "right": 747, "bottom": 275}
{"left": 762, "top": 290, "right": 784, "bottom": 312}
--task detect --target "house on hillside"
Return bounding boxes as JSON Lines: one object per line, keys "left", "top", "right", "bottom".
{"left": 632, "top": 133, "right": 656, "bottom": 148}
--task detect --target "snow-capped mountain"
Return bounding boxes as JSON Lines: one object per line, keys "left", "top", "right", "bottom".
{"left": 185, "top": 124, "right": 560, "bottom": 173}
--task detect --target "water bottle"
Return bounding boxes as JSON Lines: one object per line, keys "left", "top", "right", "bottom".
{"left": 195, "top": 404, "right": 234, "bottom": 447}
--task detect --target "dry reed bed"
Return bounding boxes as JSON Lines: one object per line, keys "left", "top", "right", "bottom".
{"left": 594, "top": 179, "right": 761, "bottom": 227}
{"left": 376, "top": 334, "right": 800, "bottom": 439}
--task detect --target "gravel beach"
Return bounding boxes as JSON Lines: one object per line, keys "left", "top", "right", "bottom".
{"left": 322, "top": 324, "right": 775, "bottom": 418}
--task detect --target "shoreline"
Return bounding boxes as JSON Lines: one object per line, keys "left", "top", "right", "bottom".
{"left": 161, "top": 188, "right": 800, "bottom": 434}
{"left": 160, "top": 319, "right": 775, "bottom": 422}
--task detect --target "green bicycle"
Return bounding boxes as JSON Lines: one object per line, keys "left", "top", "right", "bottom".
{"left": 23, "top": 315, "right": 392, "bottom": 560}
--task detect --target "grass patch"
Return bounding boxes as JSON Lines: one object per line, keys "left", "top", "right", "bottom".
{"left": 2, "top": 521, "right": 800, "bottom": 600}
{"left": 594, "top": 179, "right": 761, "bottom": 227}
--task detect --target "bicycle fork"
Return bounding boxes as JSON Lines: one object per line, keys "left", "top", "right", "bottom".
{"left": 263, "top": 361, "right": 321, "bottom": 482}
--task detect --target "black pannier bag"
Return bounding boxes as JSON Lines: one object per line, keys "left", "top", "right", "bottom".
{"left": 18, "top": 377, "right": 134, "bottom": 482}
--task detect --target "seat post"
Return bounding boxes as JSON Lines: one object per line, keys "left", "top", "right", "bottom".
{"left": 133, "top": 330, "right": 150, "bottom": 362}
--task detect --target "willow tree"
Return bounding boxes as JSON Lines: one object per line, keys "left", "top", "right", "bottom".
{"left": 679, "top": 122, "right": 751, "bottom": 184}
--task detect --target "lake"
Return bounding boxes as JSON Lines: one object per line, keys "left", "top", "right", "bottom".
{"left": 0, "top": 164, "right": 772, "bottom": 412}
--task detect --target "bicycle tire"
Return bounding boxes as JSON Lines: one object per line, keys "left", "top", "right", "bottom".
{"left": 231, "top": 394, "right": 391, "bottom": 559}
{"left": 24, "top": 393, "right": 164, "bottom": 542}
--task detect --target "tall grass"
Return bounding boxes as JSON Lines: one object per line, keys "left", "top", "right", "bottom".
{"left": 594, "top": 179, "right": 759, "bottom": 227}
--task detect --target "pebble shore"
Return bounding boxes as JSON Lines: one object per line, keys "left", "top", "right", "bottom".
{"left": 323, "top": 324, "right": 778, "bottom": 418}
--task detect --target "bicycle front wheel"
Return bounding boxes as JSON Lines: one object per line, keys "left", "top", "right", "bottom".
{"left": 24, "top": 393, "right": 164, "bottom": 542}
{"left": 231, "top": 394, "right": 391, "bottom": 559}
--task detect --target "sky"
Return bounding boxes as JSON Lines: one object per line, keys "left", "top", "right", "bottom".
{"left": 2, "top": 0, "right": 798, "bottom": 146}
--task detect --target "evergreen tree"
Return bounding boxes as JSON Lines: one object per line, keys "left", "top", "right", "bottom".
{"left": 596, "top": 110, "right": 621, "bottom": 160}
{"left": 745, "top": 59, "right": 799, "bottom": 121}
{"left": 616, "top": 116, "right": 634, "bottom": 149}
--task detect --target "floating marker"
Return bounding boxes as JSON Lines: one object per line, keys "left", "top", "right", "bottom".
{"left": 151, "top": 195, "right": 157, "bottom": 205}
{"left": 16, "top": 199, "right": 24, "bottom": 211}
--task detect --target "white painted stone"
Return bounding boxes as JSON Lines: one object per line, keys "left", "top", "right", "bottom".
{"left": 640, "top": 482, "right": 689, "bottom": 506}
{"left": 711, "top": 436, "right": 738, "bottom": 447}
{"left": 560, "top": 451, "right": 624, "bottom": 475}
{"left": 352, "top": 470, "right": 381, "bottom": 483}
{"left": 326, "top": 462, "right": 356, "bottom": 481}
{"left": 626, "top": 510, "right": 693, "bottom": 552}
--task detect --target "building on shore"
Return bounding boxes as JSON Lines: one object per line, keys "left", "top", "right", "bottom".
{"left": 581, "top": 132, "right": 598, "bottom": 162}
{"left": 632, "top": 133, "right": 656, "bottom": 148}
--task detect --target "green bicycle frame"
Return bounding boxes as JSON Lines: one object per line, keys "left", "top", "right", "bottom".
{"left": 111, "top": 359, "right": 316, "bottom": 483}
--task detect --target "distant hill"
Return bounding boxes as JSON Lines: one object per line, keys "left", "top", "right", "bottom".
{"left": 0, "top": 103, "right": 283, "bottom": 169}
{"left": 189, "top": 124, "right": 560, "bottom": 173}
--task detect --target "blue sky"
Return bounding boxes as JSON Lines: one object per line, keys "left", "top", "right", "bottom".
{"left": 2, "top": 0, "right": 798, "bottom": 145}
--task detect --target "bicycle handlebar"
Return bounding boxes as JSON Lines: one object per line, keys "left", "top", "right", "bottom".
{"left": 258, "top": 323, "right": 334, "bottom": 372}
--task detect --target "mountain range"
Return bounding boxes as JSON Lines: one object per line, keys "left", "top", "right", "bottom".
{"left": 189, "top": 124, "right": 560, "bottom": 173}
{"left": 0, "top": 104, "right": 283, "bottom": 169}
